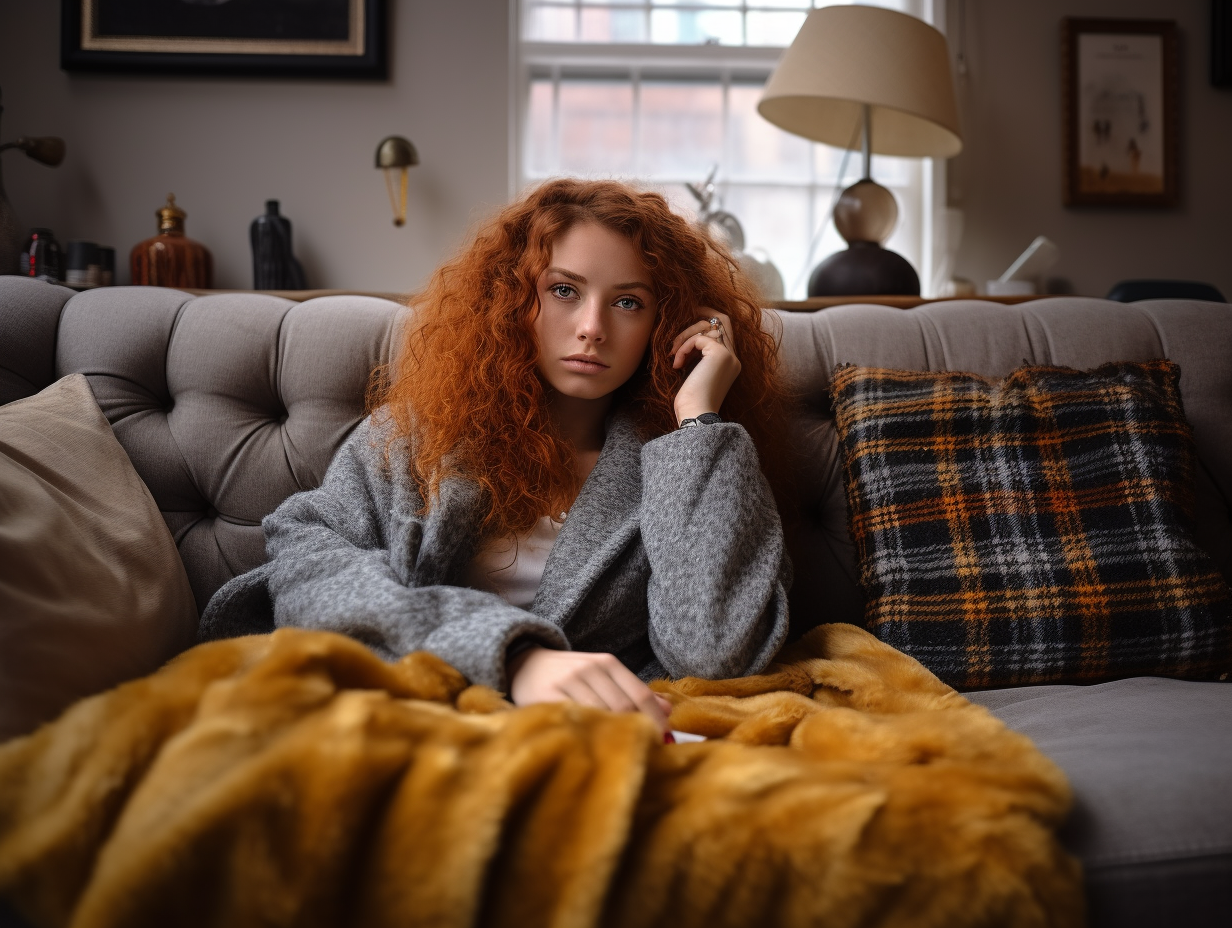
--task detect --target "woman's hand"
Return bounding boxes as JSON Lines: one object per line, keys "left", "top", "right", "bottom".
{"left": 670, "top": 310, "right": 742, "bottom": 424}
{"left": 508, "top": 646, "right": 674, "bottom": 731}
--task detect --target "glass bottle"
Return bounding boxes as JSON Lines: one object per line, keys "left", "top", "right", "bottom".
{"left": 129, "top": 193, "right": 213, "bottom": 288}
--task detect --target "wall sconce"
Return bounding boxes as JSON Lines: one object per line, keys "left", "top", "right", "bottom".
{"left": 375, "top": 135, "right": 418, "bottom": 227}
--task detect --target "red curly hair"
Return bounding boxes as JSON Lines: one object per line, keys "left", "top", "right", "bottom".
{"left": 373, "top": 178, "right": 794, "bottom": 541}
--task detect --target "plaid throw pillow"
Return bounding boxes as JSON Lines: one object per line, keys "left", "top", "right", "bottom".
{"left": 831, "top": 360, "right": 1232, "bottom": 689}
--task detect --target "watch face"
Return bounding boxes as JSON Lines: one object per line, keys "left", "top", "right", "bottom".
{"left": 697, "top": 412, "right": 723, "bottom": 425}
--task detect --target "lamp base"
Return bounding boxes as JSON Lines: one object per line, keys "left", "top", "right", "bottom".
{"left": 807, "top": 241, "right": 920, "bottom": 297}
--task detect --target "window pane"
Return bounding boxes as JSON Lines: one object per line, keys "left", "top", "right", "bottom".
{"left": 729, "top": 83, "right": 811, "bottom": 182}
{"left": 812, "top": 141, "right": 857, "bottom": 183}
{"left": 526, "top": 4, "right": 576, "bottom": 42}
{"left": 870, "top": 153, "right": 913, "bottom": 187}
{"left": 656, "top": 0, "right": 742, "bottom": 7}
{"left": 746, "top": 0, "right": 811, "bottom": 7}
{"left": 650, "top": 9, "right": 742, "bottom": 45}
{"left": 819, "top": 0, "right": 915, "bottom": 11}
{"left": 558, "top": 81, "right": 635, "bottom": 175}
{"left": 580, "top": 8, "right": 648, "bottom": 42}
{"left": 809, "top": 144, "right": 914, "bottom": 187}
{"left": 639, "top": 81, "right": 723, "bottom": 177}
{"left": 721, "top": 185, "right": 812, "bottom": 299}
{"left": 527, "top": 79, "right": 555, "bottom": 176}
{"left": 745, "top": 11, "right": 806, "bottom": 46}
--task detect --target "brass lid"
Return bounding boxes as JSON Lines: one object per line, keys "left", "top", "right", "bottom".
{"left": 158, "top": 193, "right": 186, "bottom": 233}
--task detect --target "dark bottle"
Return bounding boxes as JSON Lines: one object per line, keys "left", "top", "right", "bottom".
{"left": 250, "top": 200, "right": 307, "bottom": 290}
{"left": 20, "top": 228, "right": 63, "bottom": 283}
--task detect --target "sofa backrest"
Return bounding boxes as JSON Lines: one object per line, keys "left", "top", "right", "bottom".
{"left": 2, "top": 278, "right": 1229, "bottom": 632}
{"left": 0, "top": 277, "right": 401, "bottom": 614}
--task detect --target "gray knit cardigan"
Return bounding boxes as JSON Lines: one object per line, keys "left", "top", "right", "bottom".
{"left": 201, "top": 409, "right": 790, "bottom": 692}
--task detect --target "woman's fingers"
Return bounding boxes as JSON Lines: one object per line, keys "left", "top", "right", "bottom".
{"left": 601, "top": 658, "right": 671, "bottom": 730}
{"left": 508, "top": 648, "right": 670, "bottom": 731}
{"left": 672, "top": 329, "right": 737, "bottom": 371}
{"left": 670, "top": 310, "right": 736, "bottom": 358}
{"left": 559, "top": 676, "right": 620, "bottom": 712}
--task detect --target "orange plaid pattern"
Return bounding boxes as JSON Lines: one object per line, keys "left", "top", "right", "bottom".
{"left": 831, "top": 360, "right": 1232, "bottom": 689}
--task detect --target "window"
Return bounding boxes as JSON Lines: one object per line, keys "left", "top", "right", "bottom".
{"left": 514, "top": 0, "right": 946, "bottom": 299}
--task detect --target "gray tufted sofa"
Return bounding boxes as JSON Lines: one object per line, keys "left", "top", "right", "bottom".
{"left": 1, "top": 275, "right": 1229, "bottom": 927}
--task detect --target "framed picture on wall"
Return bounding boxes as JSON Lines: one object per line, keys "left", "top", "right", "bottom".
{"left": 1215, "top": 0, "right": 1232, "bottom": 87}
{"left": 61, "top": 0, "right": 388, "bottom": 79}
{"left": 1062, "top": 18, "right": 1178, "bottom": 208}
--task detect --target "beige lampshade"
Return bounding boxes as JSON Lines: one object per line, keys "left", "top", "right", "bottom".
{"left": 758, "top": 5, "right": 962, "bottom": 159}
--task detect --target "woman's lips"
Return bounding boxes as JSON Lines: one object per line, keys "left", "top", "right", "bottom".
{"left": 561, "top": 355, "right": 609, "bottom": 374}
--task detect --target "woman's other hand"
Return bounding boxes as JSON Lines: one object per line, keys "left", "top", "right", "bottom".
{"left": 508, "top": 646, "right": 673, "bottom": 731}
{"left": 670, "top": 310, "right": 742, "bottom": 424}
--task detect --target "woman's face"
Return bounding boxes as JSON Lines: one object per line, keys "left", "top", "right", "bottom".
{"left": 533, "top": 221, "right": 658, "bottom": 403}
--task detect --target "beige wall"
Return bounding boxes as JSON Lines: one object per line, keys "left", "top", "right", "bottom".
{"left": 0, "top": 0, "right": 513, "bottom": 291}
{"left": 947, "top": 0, "right": 1232, "bottom": 298}
{"left": 3, "top": 1, "right": 1229, "bottom": 297}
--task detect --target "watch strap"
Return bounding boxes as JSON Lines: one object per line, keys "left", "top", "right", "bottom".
{"left": 678, "top": 412, "right": 724, "bottom": 428}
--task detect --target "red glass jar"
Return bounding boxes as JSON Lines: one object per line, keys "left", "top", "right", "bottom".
{"left": 130, "top": 193, "right": 212, "bottom": 288}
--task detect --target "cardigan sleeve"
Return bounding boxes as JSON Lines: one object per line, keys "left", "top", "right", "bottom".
{"left": 261, "top": 417, "right": 569, "bottom": 691}
{"left": 638, "top": 422, "right": 790, "bottom": 679}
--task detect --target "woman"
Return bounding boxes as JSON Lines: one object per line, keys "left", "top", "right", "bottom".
{"left": 203, "top": 179, "right": 793, "bottom": 732}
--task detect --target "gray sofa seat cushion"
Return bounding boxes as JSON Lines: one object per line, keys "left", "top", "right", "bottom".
{"left": 967, "top": 679, "right": 1232, "bottom": 927}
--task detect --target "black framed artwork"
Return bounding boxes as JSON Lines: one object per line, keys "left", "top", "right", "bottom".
{"left": 1062, "top": 18, "right": 1179, "bottom": 208}
{"left": 61, "top": 0, "right": 388, "bottom": 79}
{"left": 1215, "top": 0, "right": 1232, "bottom": 87}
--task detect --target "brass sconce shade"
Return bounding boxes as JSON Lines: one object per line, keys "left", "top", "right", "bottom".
{"left": 376, "top": 135, "right": 418, "bottom": 227}
{"left": 0, "top": 136, "right": 66, "bottom": 166}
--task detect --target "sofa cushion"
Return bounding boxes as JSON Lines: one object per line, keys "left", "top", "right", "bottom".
{"left": 0, "top": 374, "right": 198, "bottom": 741}
{"left": 967, "top": 679, "right": 1232, "bottom": 928}
{"left": 775, "top": 299, "right": 1232, "bottom": 635}
{"left": 830, "top": 359, "right": 1232, "bottom": 689}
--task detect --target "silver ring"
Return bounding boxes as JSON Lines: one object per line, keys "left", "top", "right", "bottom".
{"left": 709, "top": 317, "right": 721, "bottom": 330}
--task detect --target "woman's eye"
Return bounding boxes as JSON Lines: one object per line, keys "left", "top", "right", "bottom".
{"left": 549, "top": 283, "right": 577, "bottom": 299}
{"left": 615, "top": 297, "right": 642, "bottom": 311}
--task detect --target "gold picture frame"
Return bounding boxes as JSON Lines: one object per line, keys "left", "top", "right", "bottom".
{"left": 61, "top": 0, "right": 387, "bottom": 79}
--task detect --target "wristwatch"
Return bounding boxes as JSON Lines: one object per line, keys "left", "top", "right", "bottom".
{"left": 678, "top": 412, "right": 724, "bottom": 428}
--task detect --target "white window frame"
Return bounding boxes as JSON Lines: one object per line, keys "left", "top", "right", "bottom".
{"left": 509, "top": 0, "right": 950, "bottom": 299}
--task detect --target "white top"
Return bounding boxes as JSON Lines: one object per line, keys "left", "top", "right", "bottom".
{"left": 464, "top": 514, "right": 566, "bottom": 609}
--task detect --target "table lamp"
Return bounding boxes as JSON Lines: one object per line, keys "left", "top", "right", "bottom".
{"left": 758, "top": 5, "right": 962, "bottom": 297}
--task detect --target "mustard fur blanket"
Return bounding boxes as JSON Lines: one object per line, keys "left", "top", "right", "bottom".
{"left": 0, "top": 624, "right": 1083, "bottom": 928}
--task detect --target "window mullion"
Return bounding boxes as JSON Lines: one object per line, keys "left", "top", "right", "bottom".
{"left": 720, "top": 65, "right": 732, "bottom": 213}
{"left": 632, "top": 65, "right": 642, "bottom": 177}
{"left": 552, "top": 63, "right": 562, "bottom": 174}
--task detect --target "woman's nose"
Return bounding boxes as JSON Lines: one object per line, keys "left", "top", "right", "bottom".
{"left": 576, "top": 298, "right": 605, "bottom": 342}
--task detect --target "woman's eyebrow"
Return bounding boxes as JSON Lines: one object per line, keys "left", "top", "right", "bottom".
{"left": 544, "top": 268, "right": 653, "bottom": 294}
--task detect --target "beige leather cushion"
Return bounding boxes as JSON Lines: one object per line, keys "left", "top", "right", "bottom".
{"left": 0, "top": 374, "right": 198, "bottom": 741}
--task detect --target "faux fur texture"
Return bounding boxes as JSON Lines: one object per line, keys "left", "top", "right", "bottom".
{"left": 0, "top": 624, "right": 1083, "bottom": 928}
